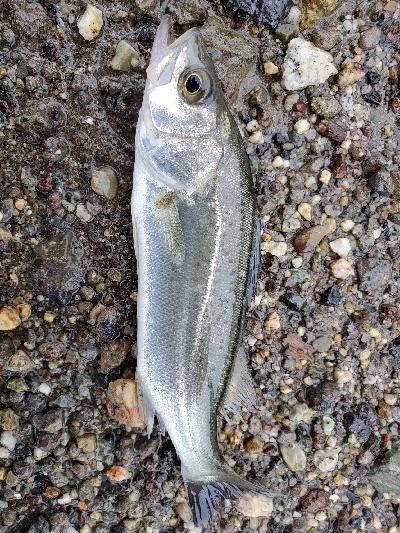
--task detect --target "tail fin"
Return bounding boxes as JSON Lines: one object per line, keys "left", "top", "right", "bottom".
{"left": 183, "top": 468, "right": 281, "bottom": 528}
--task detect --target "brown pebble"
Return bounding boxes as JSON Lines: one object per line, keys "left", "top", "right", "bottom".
{"left": 43, "top": 487, "right": 60, "bottom": 499}
{"left": 294, "top": 225, "right": 328, "bottom": 253}
{"left": 315, "top": 119, "right": 347, "bottom": 143}
{"left": 380, "top": 304, "right": 398, "bottom": 317}
{"left": 105, "top": 466, "right": 131, "bottom": 482}
{"left": 106, "top": 379, "right": 146, "bottom": 429}
{"left": 331, "top": 153, "right": 347, "bottom": 179}
{"left": 38, "top": 341, "right": 65, "bottom": 360}
{"left": 293, "top": 101, "right": 307, "bottom": 112}
{"left": 244, "top": 436, "right": 264, "bottom": 454}
{"left": 301, "top": 488, "right": 330, "bottom": 513}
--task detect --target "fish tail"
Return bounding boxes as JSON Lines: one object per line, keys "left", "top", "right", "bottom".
{"left": 183, "top": 467, "right": 282, "bottom": 528}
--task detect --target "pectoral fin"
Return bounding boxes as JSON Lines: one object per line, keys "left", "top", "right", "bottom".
{"left": 153, "top": 192, "right": 185, "bottom": 262}
{"left": 221, "top": 346, "right": 256, "bottom": 417}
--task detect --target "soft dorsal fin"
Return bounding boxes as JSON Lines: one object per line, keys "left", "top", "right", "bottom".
{"left": 220, "top": 346, "right": 256, "bottom": 417}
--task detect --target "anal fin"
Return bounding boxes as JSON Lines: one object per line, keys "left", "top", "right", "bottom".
{"left": 221, "top": 346, "right": 256, "bottom": 417}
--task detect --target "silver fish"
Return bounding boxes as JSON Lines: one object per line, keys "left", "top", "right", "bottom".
{"left": 132, "top": 15, "right": 277, "bottom": 527}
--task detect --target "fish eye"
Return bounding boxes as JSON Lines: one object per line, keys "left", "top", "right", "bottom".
{"left": 180, "top": 69, "right": 212, "bottom": 105}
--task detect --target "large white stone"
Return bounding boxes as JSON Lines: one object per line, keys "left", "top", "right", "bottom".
{"left": 282, "top": 38, "right": 338, "bottom": 91}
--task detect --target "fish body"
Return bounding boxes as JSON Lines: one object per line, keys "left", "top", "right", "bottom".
{"left": 132, "top": 15, "right": 274, "bottom": 526}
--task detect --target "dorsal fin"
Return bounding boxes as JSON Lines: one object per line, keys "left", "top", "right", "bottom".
{"left": 220, "top": 346, "right": 256, "bottom": 417}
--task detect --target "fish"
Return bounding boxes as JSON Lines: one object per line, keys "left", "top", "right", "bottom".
{"left": 132, "top": 15, "right": 278, "bottom": 527}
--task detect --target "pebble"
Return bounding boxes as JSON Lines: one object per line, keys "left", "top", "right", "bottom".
{"left": 319, "top": 169, "right": 331, "bottom": 185}
{"left": 337, "top": 64, "right": 365, "bottom": 87}
{"left": 235, "top": 492, "right": 273, "bottom": 518}
{"left": 176, "top": 502, "right": 192, "bottom": 523}
{"left": 264, "top": 311, "right": 280, "bottom": 330}
{"left": 0, "top": 431, "right": 17, "bottom": 451}
{"left": 271, "top": 156, "right": 284, "bottom": 168}
{"left": 279, "top": 442, "right": 307, "bottom": 471}
{"left": 77, "top": 4, "right": 103, "bottom": 41}
{"left": 333, "top": 369, "right": 353, "bottom": 384}
{"left": 294, "top": 119, "right": 310, "bottom": 134}
{"left": 289, "top": 403, "right": 315, "bottom": 424}
{"left": 311, "top": 27, "right": 342, "bottom": 50}
{"left": 301, "top": 488, "right": 329, "bottom": 513}
{"left": 38, "top": 383, "right": 52, "bottom": 396}
{"left": 111, "top": 40, "right": 139, "bottom": 71}
{"left": 359, "top": 26, "right": 381, "bottom": 50}
{"left": 322, "top": 416, "right": 335, "bottom": 435}
{"left": 264, "top": 61, "right": 279, "bottom": 74}
{"left": 0, "top": 409, "right": 18, "bottom": 431}
{"left": 76, "top": 433, "right": 97, "bottom": 453}
{"left": 357, "top": 258, "right": 392, "bottom": 292}
{"left": 244, "top": 436, "right": 264, "bottom": 454}
{"left": 369, "top": 169, "right": 400, "bottom": 197}
{"left": 368, "top": 445, "right": 400, "bottom": 494}
{"left": 329, "top": 237, "right": 351, "bottom": 257}
{"left": 312, "top": 336, "right": 332, "bottom": 352}
{"left": 330, "top": 258, "right": 354, "bottom": 279}
{"left": 38, "top": 341, "right": 65, "bottom": 360}
{"left": 294, "top": 225, "right": 328, "bottom": 253}
{"left": 281, "top": 37, "right": 338, "bottom": 91}
{"left": 0, "top": 307, "right": 21, "bottom": 330}
{"left": 91, "top": 167, "right": 118, "bottom": 200}
{"left": 107, "top": 379, "right": 146, "bottom": 428}
{"left": 106, "top": 466, "right": 131, "bottom": 481}
{"left": 314, "top": 448, "right": 338, "bottom": 472}
{"left": 7, "top": 350, "right": 34, "bottom": 372}
{"left": 100, "top": 338, "right": 131, "bottom": 373}
{"left": 315, "top": 119, "right": 347, "bottom": 143}
{"left": 261, "top": 240, "right": 288, "bottom": 257}
{"left": 32, "top": 408, "right": 63, "bottom": 433}
{"left": 311, "top": 96, "right": 342, "bottom": 118}
{"left": 297, "top": 202, "right": 312, "bottom": 221}
{"left": 76, "top": 204, "right": 92, "bottom": 223}
{"left": 340, "top": 219, "right": 355, "bottom": 232}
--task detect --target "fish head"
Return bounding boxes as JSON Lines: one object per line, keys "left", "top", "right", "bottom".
{"left": 142, "top": 15, "right": 224, "bottom": 138}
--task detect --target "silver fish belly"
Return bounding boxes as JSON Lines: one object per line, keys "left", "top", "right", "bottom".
{"left": 132, "top": 15, "right": 276, "bottom": 526}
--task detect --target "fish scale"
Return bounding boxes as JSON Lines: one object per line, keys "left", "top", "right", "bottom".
{"left": 132, "top": 14, "right": 278, "bottom": 527}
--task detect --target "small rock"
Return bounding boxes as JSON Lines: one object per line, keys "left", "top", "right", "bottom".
{"left": 106, "top": 465, "right": 131, "bottom": 481}
{"left": 264, "top": 311, "right": 280, "bottom": 330}
{"left": 331, "top": 153, "right": 347, "bottom": 179}
{"left": 333, "top": 369, "right": 352, "bottom": 384}
{"left": 0, "top": 409, "right": 18, "bottom": 430}
{"left": 281, "top": 37, "right": 337, "bottom": 91}
{"left": 274, "top": 23, "right": 298, "bottom": 44}
{"left": 294, "top": 119, "right": 310, "bottom": 134}
{"left": 329, "top": 237, "right": 351, "bottom": 257}
{"left": 311, "top": 27, "right": 342, "bottom": 50}
{"left": 308, "top": 380, "right": 338, "bottom": 411}
{"left": 311, "top": 96, "right": 342, "bottom": 117}
{"left": 289, "top": 403, "right": 315, "bottom": 424}
{"left": 235, "top": 492, "right": 273, "bottom": 518}
{"left": 359, "top": 26, "right": 381, "bottom": 50}
{"left": 176, "top": 501, "right": 192, "bottom": 523}
{"left": 224, "top": 0, "right": 291, "bottom": 28}
{"left": 280, "top": 292, "right": 306, "bottom": 311}
{"left": 107, "top": 379, "right": 146, "bottom": 428}
{"left": 315, "top": 119, "right": 347, "bottom": 143}
{"left": 264, "top": 61, "right": 279, "bottom": 74}
{"left": 7, "top": 350, "right": 34, "bottom": 372}
{"left": 261, "top": 240, "right": 288, "bottom": 257}
{"left": 38, "top": 341, "right": 65, "bottom": 360}
{"left": 135, "top": 436, "right": 158, "bottom": 458}
{"left": 368, "top": 446, "right": 400, "bottom": 494}
{"left": 321, "top": 286, "right": 340, "bottom": 305}
{"left": 340, "top": 220, "right": 355, "bottom": 232}
{"left": 364, "top": 90, "right": 381, "bottom": 106}
{"left": 314, "top": 448, "right": 338, "bottom": 472}
{"left": 110, "top": 40, "right": 139, "bottom": 71}
{"left": 331, "top": 258, "right": 354, "bottom": 279}
{"left": 322, "top": 416, "right": 335, "bottom": 435}
{"left": 301, "top": 488, "right": 329, "bottom": 512}
{"left": 0, "top": 307, "right": 21, "bottom": 331}
{"left": 244, "top": 436, "right": 264, "bottom": 454}
{"left": 280, "top": 442, "right": 306, "bottom": 471}
{"left": 100, "top": 338, "right": 131, "bottom": 374}
{"left": 343, "top": 403, "right": 377, "bottom": 439}
{"left": 357, "top": 258, "right": 392, "bottom": 292}
{"left": 337, "top": 64, "right": 365, "bottom": 87}
{"left": 77, "top": 4, "right": 103, "bottom": 41}
{"left": 0, "top": 431, "right": 17, "bottom": 451}
{"left": 42, "top": 137, "right": 70, "bottom": 162}
{"left": 368, "top": 169, "right": 400, "bottom": 198}
{"left": 7, "top": 377, "right": 28, "bottom": 392}
{"left": 294, "top": 225, "right": 328, "bottom": 253}
{"left": 76, "top": 433, "right": 97, "bottom": 453}
{"left": 167, "top": 0, "right": 207, "bottom": 25}
{"left": 96, "top": 302, "right": 126, "bottom": 341}
{"left": 91, "top": 167, "right": 118, "bottom": 200}
{"left": 32, "top": 408, "right": 63, "bottom": 433}
{"left": 312, "top": 336, "right": 332, "bottom": 353}
{"left": 76, "top": 204, "right": 92, "bottom": 223}
{"left": 248, "top": 130, "right": 265, "bottom": 144}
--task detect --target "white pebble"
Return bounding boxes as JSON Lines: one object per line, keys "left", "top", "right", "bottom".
{"left": 333, "top": 369, "right": 353, "bottom": 384}
{"left": 319, "top": 169, "right": 331, "bottom": 185}
{"left": 298, "top": 202, "right": 312, "bottom": 221}
{"left": 0, "top": 431, "right": 17, "bottom": 450}
{"left": 340, "top": 219, "right": 355, "bottom": 232}
{"left": 322, "top": 416, "right": 335, "bottom": 435}
{"left": 261, "top": 241, "right": 288, "bottom": 258}
{"left": 110, "top": 40, "right": 139, "bottom": 71}
{"left": 292, "top": 257, "right": 303, "bottom": 268}
{"left": 0, "top": 446, "right": 10, "bottom": 458}
{"left": 246, "top": 120, "right": 259, "bottom": 133}
{"left": 294, "top": 119, "right": 310, "bottom": 134}
{"left": 329, "top": 237, "right": 351, "bottom": 257}
{"left": 248, "top": 130, "right": 264, "bottom": 144}
{"left": 373, "top": 228, "right": 382, "bottom": 239}
{"left": 58, "top": 492, "right": 72, "bottom": 505}
{"left": 77, "top": 4, "right": 103, "bottom": 41}
{"left": 330, "top": 258, "right": 354, "bottom": 279}
{"left": 38, "top": 383, "right": 51, "bottom": 396}
{"left": 34, "top": 447, "right": 48, "bottom": 460}
{"left": 271, "top": 156, "right": 284, "bottom": 168}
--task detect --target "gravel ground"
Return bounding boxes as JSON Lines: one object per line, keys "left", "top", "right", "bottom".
{"left": 0, "top": 0, "right": 400, "bottom": 532}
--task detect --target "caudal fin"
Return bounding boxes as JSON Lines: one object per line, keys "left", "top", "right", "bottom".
{"left": 184, "top": 469, "right": 281, "bottom": 528}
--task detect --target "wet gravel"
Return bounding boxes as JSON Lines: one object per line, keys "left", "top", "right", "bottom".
{"left": 1, "top": 0, "right": 400, "bottom": 532}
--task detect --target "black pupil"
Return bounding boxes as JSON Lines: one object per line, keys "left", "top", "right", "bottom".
{"left": 186, "top": 74, "right": 201, "bottom": 94}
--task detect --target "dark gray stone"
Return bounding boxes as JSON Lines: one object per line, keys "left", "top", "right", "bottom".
{"left": 357, "top": 258, "right": 392, "bottom": 292}
{"left": 225, "top": 0, "right": 291, "bottom": 28}
{"left": 368, "top": 446, "right": 400, "bottom": 494}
